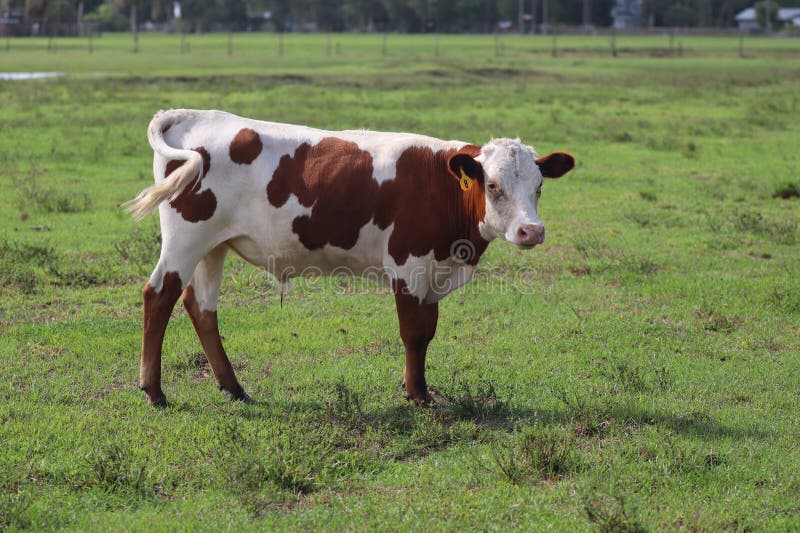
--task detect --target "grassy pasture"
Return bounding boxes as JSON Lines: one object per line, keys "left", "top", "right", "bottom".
{"left": 1, "top": 32, "right": 799, "bottom": 531}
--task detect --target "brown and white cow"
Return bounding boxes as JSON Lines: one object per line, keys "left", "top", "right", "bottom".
{"left": 127, "top": 109, "right": 574, "bottom": 407}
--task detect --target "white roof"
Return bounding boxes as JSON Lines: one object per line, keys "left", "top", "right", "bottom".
{"left": 735, "top": 6, "right": 800, "bottom": 21}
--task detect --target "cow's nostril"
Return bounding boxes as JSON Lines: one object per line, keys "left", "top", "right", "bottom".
{"left": 517, "top": 224, "right": 544, "bottom": 245}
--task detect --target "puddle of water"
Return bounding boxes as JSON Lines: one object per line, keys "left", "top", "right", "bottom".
{"left": 0, "top": 72, "right": 64, "bottom": 80}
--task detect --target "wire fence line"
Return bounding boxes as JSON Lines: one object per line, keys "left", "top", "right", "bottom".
{"left": 2, "top": 30, "right": 799, "bottom": 62}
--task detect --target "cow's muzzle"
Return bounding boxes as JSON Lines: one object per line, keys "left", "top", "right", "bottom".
{"left": 516, "top": 223, "right": 545, "bottom": 248}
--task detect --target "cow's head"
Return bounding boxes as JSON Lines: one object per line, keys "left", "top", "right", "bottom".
{"left": 448, "top": 138, "right": 574, "bottom": 248}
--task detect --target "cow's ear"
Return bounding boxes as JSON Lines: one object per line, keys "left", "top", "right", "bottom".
{"left": 536, "top": 151, "right": 575, "bottom": 179}
{"left": 447, "top": 153, "right": 484, "bottom": 191}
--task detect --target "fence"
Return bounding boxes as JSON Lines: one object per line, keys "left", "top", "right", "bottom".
{"left": 0, "top": 21, "right": 102, "bottom": 38}
{"left": 2, "top": 29, "right": 798, "bottom": 63}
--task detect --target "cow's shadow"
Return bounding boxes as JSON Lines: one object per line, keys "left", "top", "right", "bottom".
{"left": 181, "top": 386, "right": 772, "bottom": 444}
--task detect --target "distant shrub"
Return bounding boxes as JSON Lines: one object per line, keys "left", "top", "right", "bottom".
{"left": 0, "top": 238, "right": 59, "bottom": 293}
{"left": 12, "top": 168, "right": 92, "bottom": 214}
{"left": 115, "top": 227, "right": 161, "bottom": 275}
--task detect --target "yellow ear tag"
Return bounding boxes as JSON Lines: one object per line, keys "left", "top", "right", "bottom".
{"left": 459, "top": 168, "right": 473, "bottom": 191}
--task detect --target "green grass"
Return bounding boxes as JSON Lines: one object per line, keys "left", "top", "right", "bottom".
{"left": 1, "top": 32, "right": 799, "bottom": 531}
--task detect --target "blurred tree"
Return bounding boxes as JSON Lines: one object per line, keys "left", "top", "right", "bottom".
{"left": 754, "top": 0, "right": 780, "bottom": 29}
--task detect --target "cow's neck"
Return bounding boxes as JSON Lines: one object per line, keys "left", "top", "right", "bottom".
{"left": 434, "top": 145, "right": 489, "bottom": 265}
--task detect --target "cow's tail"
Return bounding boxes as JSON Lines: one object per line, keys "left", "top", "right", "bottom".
{"left": 124, "top": 109, "right": 204, "bottom": 221}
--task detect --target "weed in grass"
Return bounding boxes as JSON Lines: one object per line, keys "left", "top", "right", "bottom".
{"left": 772, "top": 182, "right": 800, "bottom": 200}
{"left": 768, "top": 287, "right": 800, "bottom": 314}
{"left": 695, "top": 307, "right": 741, "bottom": 333}
{"left": 638, "top": 191, "right": 657, "bottom": 202}
{"left": 485, "top": 426, "right": 581, "bottom": 484}
{"left": 209, "top": 420, "right": 323, "bottom": 496}
{"left": 624, "top": 211, "right": 654, "bottom": 228}
{"left": 653, "top": 366, "right": 671, "bottom": 391}
{"left": 85, "top": 442, "right": 150, "bottom": 496}
{"left": 0, "top": 484, "right": 32, "bottom": 530}
{"left": 171, "top": 351, "right": 209, "bottom": 375}
{"left": 573, "top": 235, "right": 657, "bottom": 277}
{"left": 0, "top": 457, "right": 33, "bottom": 530}
{"left": 11, "top": 168, "right": 92, "bottom": 214}
{"left": 552, "top": 389, "right": 613, "bottom": 437}
{"left": 436, "top": 377, "right": 508, "bottom": 421}
{"left": 583, "top": 493, "right": 646, "bottom": 533}
{"left": 326, "top": 380, "right": 366, "bottom": 429}
{"left": 601, "top": 360, "right": 650, "bottom": 394}
{"left": 574, "top": 234, "right": 606, "bottom": 261}
{"left": 732, "top": 210, "right": 798, "bottom": 245}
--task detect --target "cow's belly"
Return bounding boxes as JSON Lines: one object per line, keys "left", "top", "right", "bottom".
{"left": 224, "top": 195, "right": 390, "bottom": 281}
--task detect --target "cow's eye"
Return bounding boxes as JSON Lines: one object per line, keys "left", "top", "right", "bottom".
{"left": 487, "top": 181, "right": 502, "bottom": 196}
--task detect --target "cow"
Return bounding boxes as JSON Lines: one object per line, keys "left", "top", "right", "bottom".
{"left": 127, "top": 109, "right": 575, "bottom": 407}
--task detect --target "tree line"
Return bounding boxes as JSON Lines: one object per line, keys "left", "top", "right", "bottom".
{"left": 1, "top": 0, "right": 766, "bottom": 33}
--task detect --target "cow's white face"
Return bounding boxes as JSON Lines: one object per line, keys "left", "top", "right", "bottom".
{"left": 476, "top": 139, "right": 574, "bottom": 248}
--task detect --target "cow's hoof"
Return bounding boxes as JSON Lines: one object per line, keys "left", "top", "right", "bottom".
{"left": 406, "top": 391, "right": 434, "bottom": 406}
{"left": 150, "top": 396, "right": 171, "bottom": 408}
{"left": 224, "top": 388, "right": 253, "bottom": 404}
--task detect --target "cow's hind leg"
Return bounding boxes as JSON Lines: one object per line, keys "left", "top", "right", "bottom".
{"left": 182, "top": 244, "right": 251, "bottom": 402}
{"left": 140, "top": 237, "right": 215, "bottom": 407}
{"left": 140, "top": 266, "right": 187, "bottom": 407}
{"left": 394, "top": 281, "right": 439, "bottom": 405}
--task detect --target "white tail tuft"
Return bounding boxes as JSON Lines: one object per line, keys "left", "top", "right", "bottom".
{"left": 123, "top": 110, "right": 204, "bottom": 220}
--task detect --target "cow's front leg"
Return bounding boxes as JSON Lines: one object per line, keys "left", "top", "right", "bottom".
{"left": 140, "top": 270, "right": 184, "bottom": 407}
{"left": 394, "top": 281, "right": 439, "bottom": 405}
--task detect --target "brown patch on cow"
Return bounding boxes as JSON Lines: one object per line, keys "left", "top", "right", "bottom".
{"left": 166, "top": 147, "right": 216, "bottom": 223}
{"left": 267, "top": 137, "right": 377, "bottom": 250}
{"left": 376, "top": 145, "right": 488, "bottom": 265}
{"left": 229, "top": 128, "right": 263, "bottom": 165}
{"left": 266, "top": 140, "right": 487, "bottom": 264}
{"left": 140, "top": 271, "right": 183, "bottom": 406}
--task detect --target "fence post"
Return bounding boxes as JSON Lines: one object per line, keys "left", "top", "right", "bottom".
{"left": 381, "top": 33, "right": 387, "bottom": 56}
{"left": 278, "top": 32, "right": 284, "bottom": 56}
{"left": 669, "top": 29, "right": 675, "bottom": 56}
{"left": 335, "top": 41, "right": 341, "bottom": 55}
{"left": 434, "top": 34, "right": 439, "bottom": 57}
{"left": 494, "top": 34, "right": 500, "bottom": 57}
{"left": 738, "top": 32, "right": 745, "bottom": 58}
{"left": 610, "top": 28, "right": 617, "bottom": 57}
{"left": 326, "top": 35, "right": 331, "bottom": 57}
{"left": 88, "top": 31, "right": 93, "bottom": 54}
{"left": 5, "top": 34, "right": 9, "bottom": 52}
{"left": 227, "top": 30, "right": 233, "bottom": 56}
{"left": 180, "top": 30, "right": 188, "bottom": 54}
{"left": 551, "top": 27, "right": 558, "bottom": 57}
